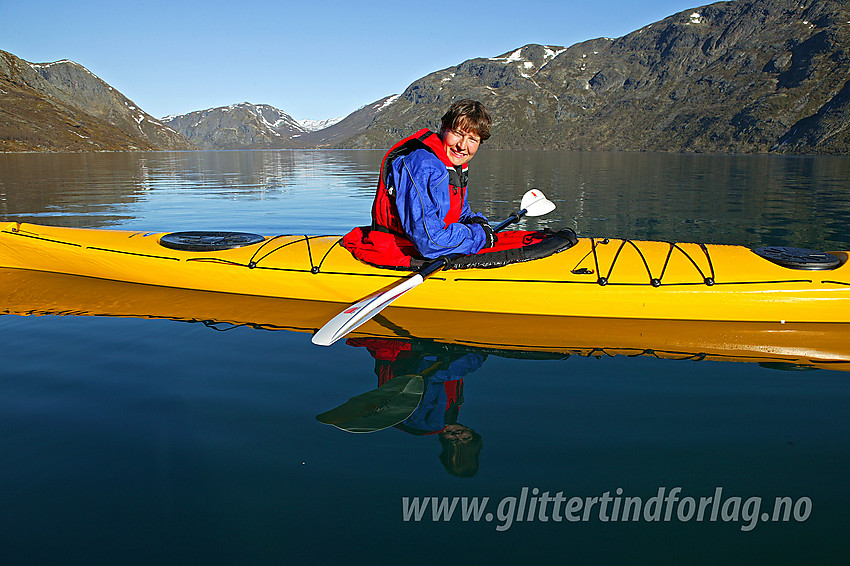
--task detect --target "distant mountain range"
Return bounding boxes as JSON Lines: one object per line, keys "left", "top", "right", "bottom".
{"left": 3, "top": 0, "right": 849, "bottom": 154}
{"left": 161, "top": 103, "right": 307, "bottom": 150}
{"left": 160, "top": 96, "right": 401, "bottom": 150}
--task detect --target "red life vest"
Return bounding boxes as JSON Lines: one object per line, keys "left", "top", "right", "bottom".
{"left": 343, "top": 129, "right": 468, "bottom": 268}
{"left": 372, "top": 129, "right": 468, "bottom": 234}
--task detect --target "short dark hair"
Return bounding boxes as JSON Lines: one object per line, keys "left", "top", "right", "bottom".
{"left": 440, "top": 99, "right": 491, "bottom": 141}
{"left": 438, "top": 427, "right": 483, "bottom": 477}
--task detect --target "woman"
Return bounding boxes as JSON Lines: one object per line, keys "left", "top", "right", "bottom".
{"left": 343, "top": 99, "right": 496, "bottom": 268}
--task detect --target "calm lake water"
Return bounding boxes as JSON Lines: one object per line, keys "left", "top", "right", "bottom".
{"left": 1, "top": 150, "right": 849, "bottom": 565}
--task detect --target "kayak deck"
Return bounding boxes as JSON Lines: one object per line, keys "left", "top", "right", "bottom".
{"left": 1, "top": 221, "right": 848, "bottom": 324}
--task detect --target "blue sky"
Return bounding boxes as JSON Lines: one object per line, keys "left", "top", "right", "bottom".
{"left": 1, "top": 0, "right": 702, "bottom": 121}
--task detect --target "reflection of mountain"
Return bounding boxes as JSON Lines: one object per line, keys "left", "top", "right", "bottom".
{"left": 4, "top": 150, "right": 849, "bottom": 249}
{"left": 469, "top": 150, "right": 850, "bottom": 248}
{"left": 0, "top": 151, "right": 329, "bottom": 228}
{"left": 0, "top": 153, "right": 156, "bottom": 227}
{"left": 3, "top": 268, "right": 849, "bottom": 372}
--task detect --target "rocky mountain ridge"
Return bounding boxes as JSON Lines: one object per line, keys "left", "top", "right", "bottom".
{"left": 341, "top": 0, "right": 850, "bottom": 154}
{"left": 2, "top": 0, "right": 849, "bottom": 154}
{"left": 0, "top": 50, "right": 193, "bottom": 152}
{"left": 162, "top": 103, "right": 308, "bottom": 150}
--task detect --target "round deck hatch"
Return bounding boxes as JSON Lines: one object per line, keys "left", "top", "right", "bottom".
{"left": 752, "top": 246, "right": 841, "bottom": 270}
{"left": 159, "top": 231, "right": 265, "bottom": 252}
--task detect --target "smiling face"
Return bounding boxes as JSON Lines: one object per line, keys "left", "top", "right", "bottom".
{"left": 440, "top": 127, "right": 481, "bottom": 167}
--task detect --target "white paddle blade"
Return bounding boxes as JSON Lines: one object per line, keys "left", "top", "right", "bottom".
{"left": 311, "top": 274, "right": 425, "bottom": 346}
{"left": 521, "top": 189, "right": 556, "bottom": 217}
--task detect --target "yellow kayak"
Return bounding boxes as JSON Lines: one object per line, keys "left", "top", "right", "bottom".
{"left": 1, "top": 221, "right": 848, "bottom": 324}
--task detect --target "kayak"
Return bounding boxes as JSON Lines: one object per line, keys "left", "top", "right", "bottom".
{"left": 1, "top": 221, "right": 849, "bottom": 324}
{"left": 2, "top": 267, "right": 849, "bottom": 370}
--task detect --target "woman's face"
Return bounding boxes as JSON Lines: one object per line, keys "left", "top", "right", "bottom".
{"left": 441, "top": 127, "right": 481, "bottom": 166}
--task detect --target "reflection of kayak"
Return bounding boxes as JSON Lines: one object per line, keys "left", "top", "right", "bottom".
{"left": 1, "top": 221, "right": 849, "bottom": 324}
{"left": 2, "top": 267, "right": 849, "bottom": 371}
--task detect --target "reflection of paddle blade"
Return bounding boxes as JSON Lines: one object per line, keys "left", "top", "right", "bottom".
{"left": 316, "top": 374, "right": 424, "bottom": 433}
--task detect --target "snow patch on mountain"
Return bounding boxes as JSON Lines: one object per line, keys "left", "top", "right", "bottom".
{"left": 378, "top": 94, "right": 400, "bottom": 111}
{"left": 488, "top": 45, "right": 567, "bottom": 77}
{"left": 298, "top": 116, "right": 345, "bottom": 131}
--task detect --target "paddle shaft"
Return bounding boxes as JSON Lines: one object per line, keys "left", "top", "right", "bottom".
{"left": 311, "top": 189, "right": 555, "bottom": 346}
{"left": 492, "top": 210, "right": 525, "bottom": 232}
{"left": 311, "top": 212, "right": 524, "bottom": 345}
{"left": 417, "top": 209, "right": 528, "bottom": 279}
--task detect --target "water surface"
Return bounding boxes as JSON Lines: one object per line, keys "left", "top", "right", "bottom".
{"left": 1, "top": 150, "right": 849, "bottom": 564}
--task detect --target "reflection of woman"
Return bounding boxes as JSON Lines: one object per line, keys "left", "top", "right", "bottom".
{"left": 347, "top": 338, "right": 485, "bottom": 477}
{"left": 438, "top": 424, "right": 483, "bottom": 478}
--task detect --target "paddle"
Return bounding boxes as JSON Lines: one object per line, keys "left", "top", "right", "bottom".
{"left": 312, "top": 189, "right": 556, "bottom": 346}
{"left": 316, "top": 362, "right": 442, "bottom": 433}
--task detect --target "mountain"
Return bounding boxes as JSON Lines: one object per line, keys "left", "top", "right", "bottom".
{"left": 338, "top": 44, "right": 572, "bottom": 150}
{"left": 0, "top": 50, "right": 193, "bottom": 152}
{"left": 163, "top": 96, "right": 402, "bottom": 149}
{"left": 294, "top": 95, "right": 401, "bottom": 148}
{"left": 3, "top": 0, "right": 849, "bottom": 154}
{"left": 162, "top": 103, "right": 308, "bottom": 150}
{"left": 341, "top": 0, "right": 850, "bottom": 154}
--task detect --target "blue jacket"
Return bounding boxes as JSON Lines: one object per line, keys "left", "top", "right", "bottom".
{"left": 388, "top": 147, "right": 489, "bottom": 258}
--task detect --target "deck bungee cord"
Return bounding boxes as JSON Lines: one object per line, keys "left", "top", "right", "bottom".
{"left": 586, "top": 237, "right": 718, "bottom": 286}
{"left": 1, "top": 208, "right": 848, "bottom": 334}
{"left": 586, "top": 238, "right": 718, "bottom": 287}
